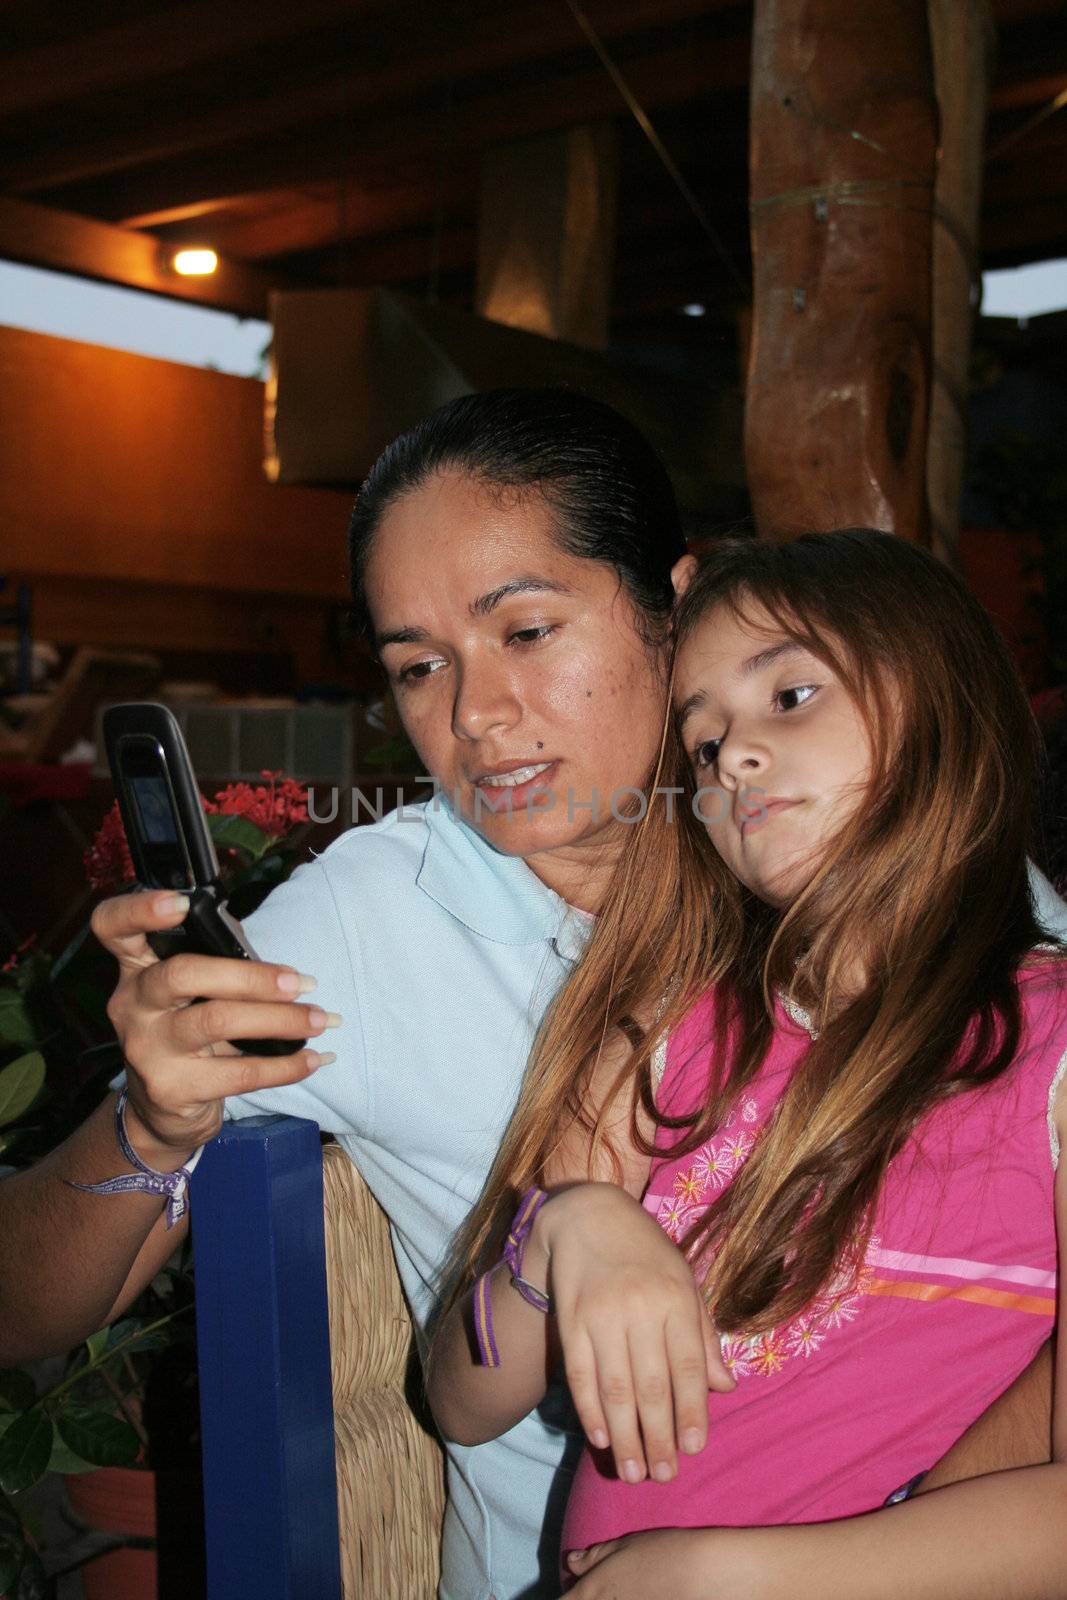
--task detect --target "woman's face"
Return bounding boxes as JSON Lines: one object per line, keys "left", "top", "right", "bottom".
{"left": 672, "top": 600, "right": 875, "bottom": 908}
{"left": 363, "top": 468, "right": 692, "bottom": 905}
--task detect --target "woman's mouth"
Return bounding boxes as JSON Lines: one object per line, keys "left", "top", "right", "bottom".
{"left": 473, "top": 760, "right": 559, "bottom": 813}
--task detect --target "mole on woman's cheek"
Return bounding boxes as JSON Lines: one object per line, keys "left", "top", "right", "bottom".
{"left": 586, "top": 689, "right": 593, "bottom": 698}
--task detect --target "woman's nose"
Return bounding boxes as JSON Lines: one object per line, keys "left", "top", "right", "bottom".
{"left": 451, "top": 661, "right": 520, "bottom": 741}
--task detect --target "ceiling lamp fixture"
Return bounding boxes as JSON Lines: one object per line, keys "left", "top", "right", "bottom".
{"left": 171, "top": 248, "right": 219, "bottom": 277}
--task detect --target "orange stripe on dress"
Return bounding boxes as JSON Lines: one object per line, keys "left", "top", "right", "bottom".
{"left": 864, "top": 1277, "right": 1055, "bottom": 1317}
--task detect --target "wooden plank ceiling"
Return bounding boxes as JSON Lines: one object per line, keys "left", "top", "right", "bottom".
{"left": 1, "top": 0, "right": 1065, "bottom": 343}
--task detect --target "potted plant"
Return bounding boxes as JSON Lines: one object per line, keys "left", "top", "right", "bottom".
{"left": 0, "top": 772, "right": 312, "bottom": 1600}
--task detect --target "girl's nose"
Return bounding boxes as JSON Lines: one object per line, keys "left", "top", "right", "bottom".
{"left": 716, "top": 727, "right": 768, "bottom": 787}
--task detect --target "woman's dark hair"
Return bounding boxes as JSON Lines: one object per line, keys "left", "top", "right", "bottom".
{"left": 347, "top": 387, "right": 686, "bottom": 646}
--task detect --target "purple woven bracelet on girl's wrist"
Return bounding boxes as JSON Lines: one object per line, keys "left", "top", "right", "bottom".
{"left": 473, "top": 1185, "right": 552, "bottom": 1369}
{"left": 65, "top": 1086, "right": 205, "bottom": 1230}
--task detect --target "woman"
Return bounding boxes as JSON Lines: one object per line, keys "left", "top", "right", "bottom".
{"left": 0, "top": 391, "right": 1061, "bottom": 1600}
{"left": 0, "top": 390, "right": 694, "bottom": 1600}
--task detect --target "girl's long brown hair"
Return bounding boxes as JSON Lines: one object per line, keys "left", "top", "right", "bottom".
{"left": 441, "top": 529, "right": 1062, "bottom": 1338}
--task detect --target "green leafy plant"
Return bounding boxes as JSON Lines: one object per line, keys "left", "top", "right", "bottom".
{"left": 0, "top": 772, "right": 313, "bottom": 1596}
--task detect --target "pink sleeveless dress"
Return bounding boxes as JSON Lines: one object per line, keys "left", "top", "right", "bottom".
{"left": 562, "top": 957, "right": 1067, "bottom": 1557}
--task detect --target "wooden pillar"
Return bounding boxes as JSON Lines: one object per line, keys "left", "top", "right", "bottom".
{"left": 926, "top": 0, "right": 994, "bottom": 569}
{"left": 475, "top": 124, "right": 618, "bottom": 350}
{"left": 745, "top": 0, "right": 938, "bottom": 540}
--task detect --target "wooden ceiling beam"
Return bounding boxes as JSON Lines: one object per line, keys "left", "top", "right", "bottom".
{"left": 0, "top": 196, "right": 281, "bottom": 318}
{"left": 4, "top": 0, "right": 738, "bottom": 196}
{"left": 160, "top": 177, "right": 477, "bottom": 263}
{"left": 51, "top": 31, "right": 751, "bottom": 226}
{"left": 284, "top": 222, "right": 478, "bottom": 287}
{"left": 152, "top": 133, "right": 753, "bottom": 266}
{"left": 0, "top": 0, "right": 380, "bottom": 119}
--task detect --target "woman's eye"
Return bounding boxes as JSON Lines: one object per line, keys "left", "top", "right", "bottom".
{"left": 507, "top": 624, "right": 557, "bottom": 646}
{"left": 693, "top": 737, "right": 722, "bottom": 769}
{"left": 775, "top": 684, "right": 818, "bottom": 712}
{"left": 398, "top": 658, "right": 445, "bottom": 685}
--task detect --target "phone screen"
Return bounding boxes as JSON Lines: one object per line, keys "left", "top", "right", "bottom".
{"left": 130, "top": 775, "right": 180, "bottom": 845}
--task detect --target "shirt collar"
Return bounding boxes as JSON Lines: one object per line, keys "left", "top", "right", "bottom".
{"left": 416, "top": 796, "right": 593, "bottom": 961}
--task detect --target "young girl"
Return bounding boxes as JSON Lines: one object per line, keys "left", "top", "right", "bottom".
{"left": 428, "top": 529, "right": 1067, "bottom": 1600}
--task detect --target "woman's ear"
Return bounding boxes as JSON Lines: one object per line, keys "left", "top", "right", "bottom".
{"left": 671, "top": 553, "right": 698, "bottom": 600}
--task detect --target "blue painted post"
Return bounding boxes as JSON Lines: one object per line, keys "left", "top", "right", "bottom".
{"left": 192, "top": 1115, "right": 342, "bottom": 1600}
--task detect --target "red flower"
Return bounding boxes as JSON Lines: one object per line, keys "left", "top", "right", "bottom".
{"left": 83, "top": 801, "right": 136, "bottom": 893}
{"left": 84, "top": 773, "right": 308, "bottom": 894}
{"left": 210, "top": 772, "right": 309, "bottom": 840}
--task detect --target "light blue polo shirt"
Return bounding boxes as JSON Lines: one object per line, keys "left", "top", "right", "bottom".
{"left": 224, "top": 796, "right": 592, "bottom": 1600}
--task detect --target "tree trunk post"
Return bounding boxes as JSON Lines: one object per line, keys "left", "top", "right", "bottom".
{"left": 746, "top": 0, "right": 939, "bottom": 541}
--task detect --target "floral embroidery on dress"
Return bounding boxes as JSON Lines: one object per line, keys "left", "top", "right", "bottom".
{"left": 815, "top": 1289, "right": 864, "bottom": 1330}
{"left": 650, "top": 1092, "right": 878, "bottom": 1379}
{"left": 673, "top": 1168, "right": 706, "bottom": 1203}
{"left": 719, "top": 1335, "right": 757, "bottom": 1379}
{"left": 722, "top": 1130, "right": 755, "bottom": 1168}
{"left": 657, "top": 1195, "right": 698, "bottom": 1239}
{"left": 784, "top": 1317, "right": 825, "bottom": 1359}
{"left": 749, "top": 1333, "right": 788, "bottom": 1376}
{"left": 693, "top": 1141, "right": 735, "bottom": 1191}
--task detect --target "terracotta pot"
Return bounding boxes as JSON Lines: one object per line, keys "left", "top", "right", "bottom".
{"left": 65, "top": 1465, "right": 157, "bottom": 1600}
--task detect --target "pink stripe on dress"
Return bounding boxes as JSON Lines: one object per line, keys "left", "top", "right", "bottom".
{"left": 865, "top": 1245, "right": 1056, "bottom": 1292}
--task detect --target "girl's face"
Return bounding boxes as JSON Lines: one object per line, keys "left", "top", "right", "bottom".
{"left": 363, "top": 468, "right": 693, "bottom": 907}
{"left": 673, "top": 600, "right": 875, "bottom": 908}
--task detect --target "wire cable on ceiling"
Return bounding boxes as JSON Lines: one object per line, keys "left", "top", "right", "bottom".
{"left": 986, "top": 82, "right": 1067, "bottom": 162}
{"left": 561, "top": 0, "right": 750, "bottom": 296}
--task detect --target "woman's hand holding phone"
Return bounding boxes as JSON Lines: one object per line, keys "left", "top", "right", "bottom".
{"left": 91, "top": 888, "right": 338, "bottom": 1157}
{"left": 529, "top": 1182, "right": 735, "bottom": 1488}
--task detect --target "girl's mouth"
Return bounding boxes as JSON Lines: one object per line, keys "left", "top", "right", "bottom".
{"left": 741, "top": 799, "right": 800, "bottom": 837}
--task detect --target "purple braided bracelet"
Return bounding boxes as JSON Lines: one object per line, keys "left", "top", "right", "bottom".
{"left": 474, "top": 1186, "right": 552, "bottom": 1368}
{"left": 66, "top": 1086, "right": 204, "bottom": 1230}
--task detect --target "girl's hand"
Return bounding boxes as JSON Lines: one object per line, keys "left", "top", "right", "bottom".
{"left": 91, "top": 888, "right": 336, "bottom": 1154}
{"left": 566, "top": 1529, "right": 728, "bottom": 1598}
{"left": 532, "top": 1182, "right": 735, "bottom": 1485}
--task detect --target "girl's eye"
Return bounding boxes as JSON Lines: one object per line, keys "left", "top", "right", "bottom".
{"left": 775, "top": 684, "right": 818, "bottom": 712}
{"left": 693, "top": 737, "right": 722, "bottom": 770}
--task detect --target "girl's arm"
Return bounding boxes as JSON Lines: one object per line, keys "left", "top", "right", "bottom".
{"left": 427, "top": 1029, "right": 734, "bottom": 1478}
{"left": 427, "top": 1182, "right": 733, "bottom": 1478}
{"left": 568, "top": 1065, "right": 1067, "bottom": 1600}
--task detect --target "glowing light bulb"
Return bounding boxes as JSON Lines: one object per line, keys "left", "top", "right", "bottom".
{"left": 172, "top": 248, "right": 219, "bottom": 277}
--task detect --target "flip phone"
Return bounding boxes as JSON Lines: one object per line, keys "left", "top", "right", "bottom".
{"left": 102, "top": 702, "right": 305, "bottom": 1057}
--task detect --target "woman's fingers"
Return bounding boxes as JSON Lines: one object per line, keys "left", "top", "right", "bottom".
{"left": 136, "top": 949, "right": 313, "bottom": 1013}
{"left": 91, "top": 889, "right": 190, "bottom": 969}
{"left": 167, "top": 995, "right": 329, "bottom": 1055}
{"left": 90, "top": 888, "right": 331, "bottom": 1149}
{"left": 179, "top": 1047, "right": 336, "bottom": 1103}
